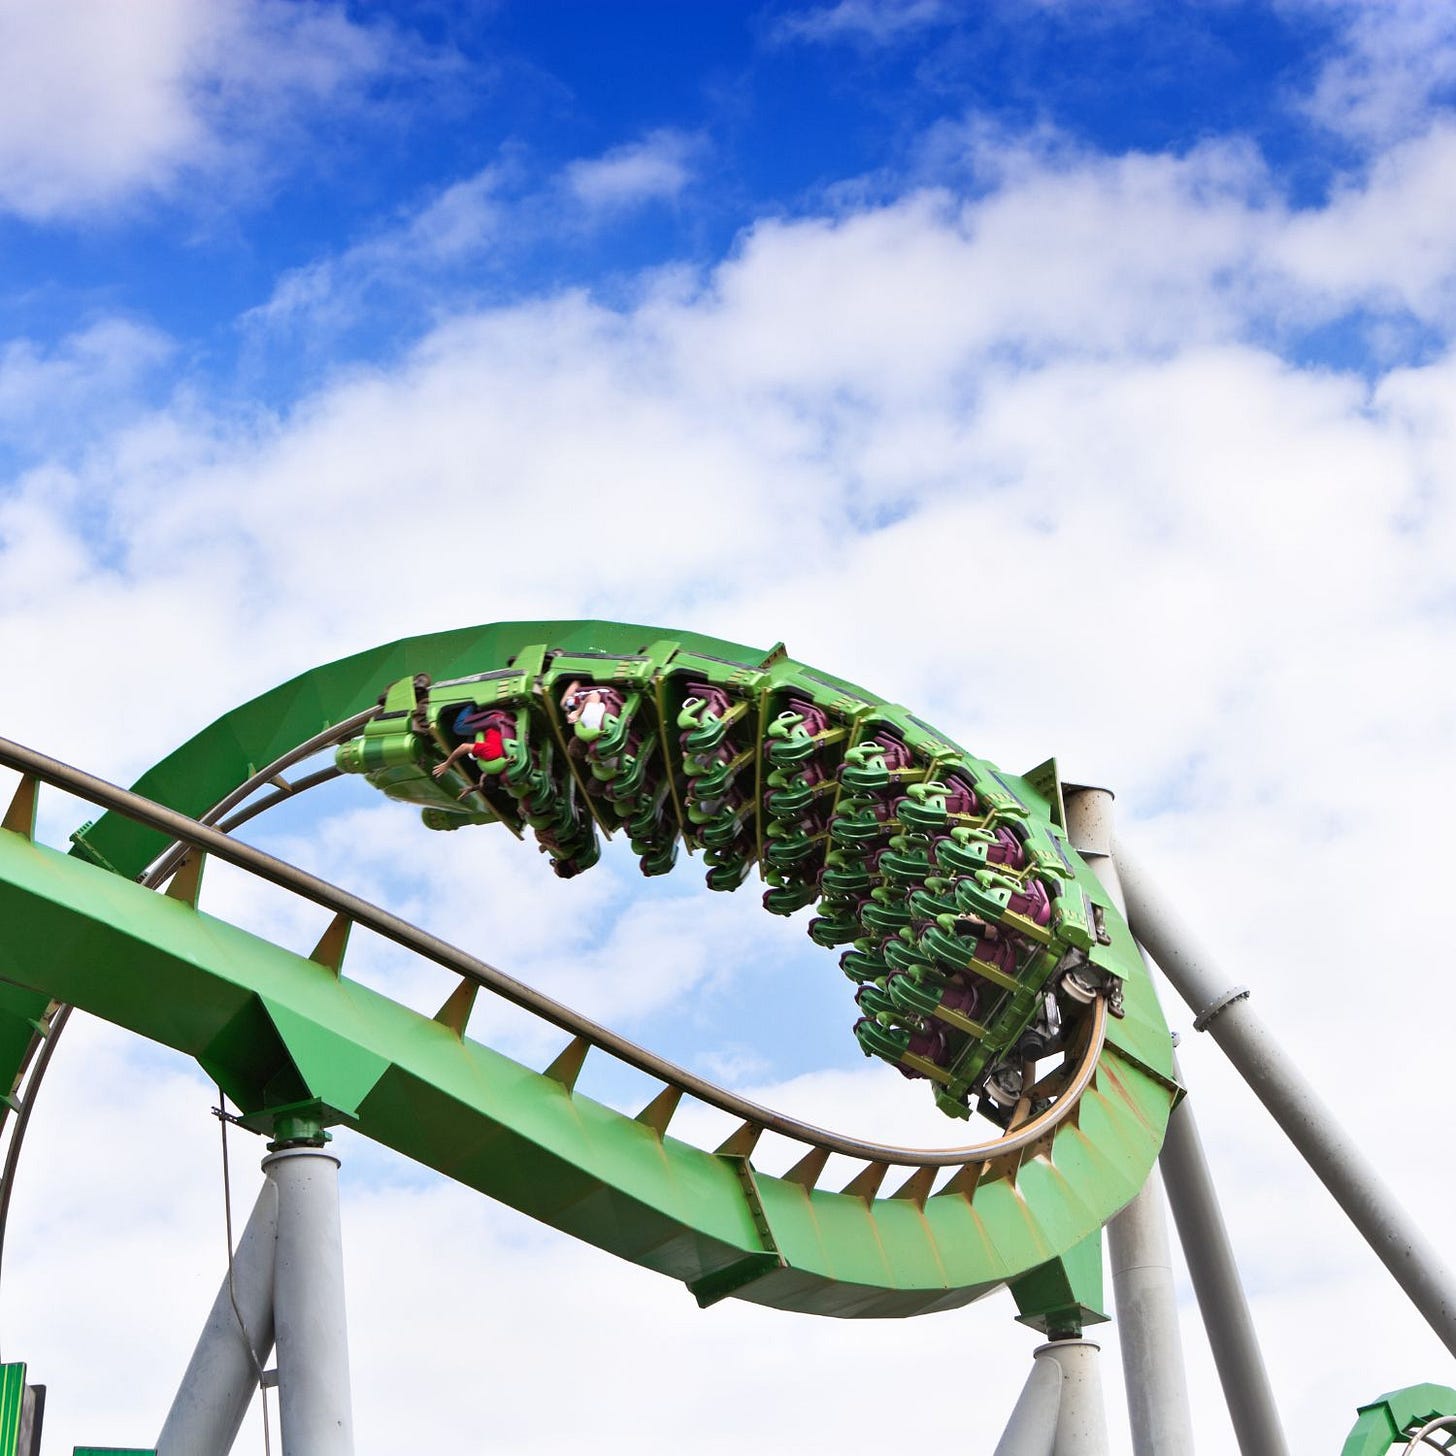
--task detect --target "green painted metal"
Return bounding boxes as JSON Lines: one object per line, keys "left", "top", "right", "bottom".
{"left": 0, "top": 621, "right": 1178, "bottom": 1321}
{"left": 0, "top": 824, "right": 1167, "bottom": 1316}
{"left": 0, "top": 1364, "right": 25, "bottom": 1456}
{"left": 0, "top": 1362, "right": 42, "bottom": 1456}
{"left": 1340, "top": 1383, "right": 1456, "bottom": 1455}
{"left": 1007, "top": 1231, "right": 1107, "bottom": 1338}
{"left": 328, "top": 624, "right": 1155, "bottom": 1119}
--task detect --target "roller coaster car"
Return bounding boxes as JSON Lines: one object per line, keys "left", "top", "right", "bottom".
{"left": 684, "top": 689, "right": 755, "bottom": 878}
{"left": 839, "top": 943, "right": 891, "bottom": 983}
{"left": 932, "top": 823, "right": 1027, "bottom": 874}
{"left": 676, "top": 683, "right": 746, "bottom": 753}
{"left": 853, "top": 1011, "right": 959, "bottom": 1082}
{"left": 335, "top": 638, "right": 1125, "bottom": 1128}
{"left": 763, "top": 760, "right": 827, "bottom": 818}
{"left": 433, "top": 696, "right": 602, "bottom": 877}
{"left": 762, "top": 878, "right": 819, "bottom": 916}
{"left": 547, "top": 666, "right": 679, "bottom": 861}
{"left": 765, "top": 699, "right": 832, "bottom": 765}
{"left": 898, "top": 775, "right": 980, "bottom": 830}
{"left": 838, "top": 732, "right": 913, "bottom": 792}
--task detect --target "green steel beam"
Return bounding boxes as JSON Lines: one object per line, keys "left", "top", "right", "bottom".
{"left": 1008, "top": 1230, "right": 1107, "bottom": 1338}
{"left": 0, "top": 823, "right": 1169, "bottom": 1316}
{"left": 0, "top": 1362, "right": 42, "bottom": 1456}
{"left": 1340, "top": 1383, "right": 1456, "bottom": 1455}
{"left": 0, "top": 621, "right": 1177, "bottom": 1318}
{"left": 69, "top": 622, "right": 771, "bottom": 879}
{"left": 0, "top": 626, "right": 763, "bottom": 1155}
{"left": 0, "top": 1365, "right": 25, "bottom": 1456}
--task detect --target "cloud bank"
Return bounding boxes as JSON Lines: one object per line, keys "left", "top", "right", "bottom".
{"left": 3, "top": 3, "right": 1456, "bottom": 1451}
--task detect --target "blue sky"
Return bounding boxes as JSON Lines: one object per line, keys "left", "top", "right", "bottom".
{"left": 5, "top": 1, "right": 1456, "bottom": 1451}
{"left": 2, "top": 0, "right": 1439, "bottom": 420}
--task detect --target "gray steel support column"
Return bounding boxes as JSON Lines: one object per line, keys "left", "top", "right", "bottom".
{"left": 1105, "top": 1169, "right": 1195, "bottom": 1456}
{"left": 1065, "top": 788, "right": 1194, "bottom": 1456}
{"left": 1115, "top": 840, "right": 1456, "bottom": 1360}
{"left": 993, "top": 1353, "right": 1062, "bottom": 1456}
{"left": 264, "top": 1145, "right": 355, "bottom": 1456}
{"left": 1160, "top": 1070, "right": 1290, "bottom": 1456}
{"left": 157, "top": 1176, "right": 277, "bottom": 1456}
{"left": 1043, "top": 1340, "right": 1111, "bottom": 1456}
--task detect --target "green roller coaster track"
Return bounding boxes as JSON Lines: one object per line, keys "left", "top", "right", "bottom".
{"left": 1340, "top": 1384, "right": 1456, "bottom": 1454}
{"left": 0, "top": 620, "right": 1178, "bottom": 1333}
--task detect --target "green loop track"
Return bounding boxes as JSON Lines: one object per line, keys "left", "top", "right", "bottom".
{"left": 0, "top": 621, "right": 1177, "bottom": 1319}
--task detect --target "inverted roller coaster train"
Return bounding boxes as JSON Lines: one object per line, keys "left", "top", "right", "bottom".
{"left": 0, "top": 620, "right": 1450, "bottom": 1454}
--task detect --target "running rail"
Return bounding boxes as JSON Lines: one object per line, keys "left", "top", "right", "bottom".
{"left": 0, "top": 715, "right": 370, "bottom": 1304}
{"left": 0, "top": 621, "right": 1178, "bottom": 1317}
{"left": 0, "top": 736, "right": 1110, "bottom": 1166}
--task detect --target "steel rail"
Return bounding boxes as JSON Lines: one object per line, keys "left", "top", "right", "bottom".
{"left": 1406, "top": 1415, "right": 1456, "bottom": 1452}
{"left": 0, "top": 715, "right": 374, "bottom": 1324}
{"left": 214, "top": 766, "right": 343, "bottom": 835}
{"left": 0, "top": 732, "right": 1108, "bottom": 1168}
{"left": 0, "top": 1000, "right": 66, "bottom": 1362}
{"left": 141, "top": 709, "right": 377, "bottom": 885}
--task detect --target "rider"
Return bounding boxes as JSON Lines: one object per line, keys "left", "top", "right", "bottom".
{"left": 432, "top": 721, "right": 509, "bottom": 796}
{"left": 561, "top": 679, "right": 608, "bottom": 734}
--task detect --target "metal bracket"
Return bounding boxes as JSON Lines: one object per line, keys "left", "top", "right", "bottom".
{"left": 1102, "top": 1039, "right": 1185, "bottom": 1104}
{"left": 686, "top": 1157, "right": 786, "bottom": 1308}
{"left": 1192, "top": 985, "right": 1250, "bottom": 1033}
{"left": 67, "top": 821, "right": 123, "bottom": 874}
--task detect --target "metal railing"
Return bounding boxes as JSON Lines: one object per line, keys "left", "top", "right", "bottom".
{"left": 0, "top": 732, "right": 1108, "bottom": 1174}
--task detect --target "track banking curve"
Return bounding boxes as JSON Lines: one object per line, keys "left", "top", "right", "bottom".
{"left": 0, "top": 622, "right": 1177, "bottom": 1320}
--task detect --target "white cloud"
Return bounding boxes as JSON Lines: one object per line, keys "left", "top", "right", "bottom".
{"left": 247, "top": 132, "right": 699, "bottom": 340}
{"left": 0, "top": 318, "right": 173, "bottom": 457}
{"left": 563, "top": 130, "right": 702, "bottom": 212}
{"left": 772, "top": 0, "right": 955, "bottom": 46}
{"left": 0, "top": 0, "right": 403, "bottom": 221}
{"left": 6, "top": 105, "right": 1456, "bottom": 1453}
{"left": 661, "top": 151, "right": 1267, "bottom": 401}
{"left": 244, "top": 166, "right": 505, "bottom": 336}
{"left": 1294, "top": 0, "right": 1456, "bottom": 145}
{"left": 1271, "top": 120, "right": 1456, "bottom": 320}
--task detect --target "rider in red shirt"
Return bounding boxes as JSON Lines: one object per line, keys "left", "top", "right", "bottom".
{"left": 432, "top": 723, "right": 510, "bottom": 794}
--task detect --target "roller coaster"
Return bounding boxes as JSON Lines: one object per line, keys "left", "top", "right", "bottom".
{"left": 0, "top": 620, "right": 1451, "bottom": 1454}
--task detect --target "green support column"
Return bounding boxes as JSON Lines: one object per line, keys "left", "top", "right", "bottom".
{"left": 1007, "top": 1230, "right": 1108, "bottom": 1339}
